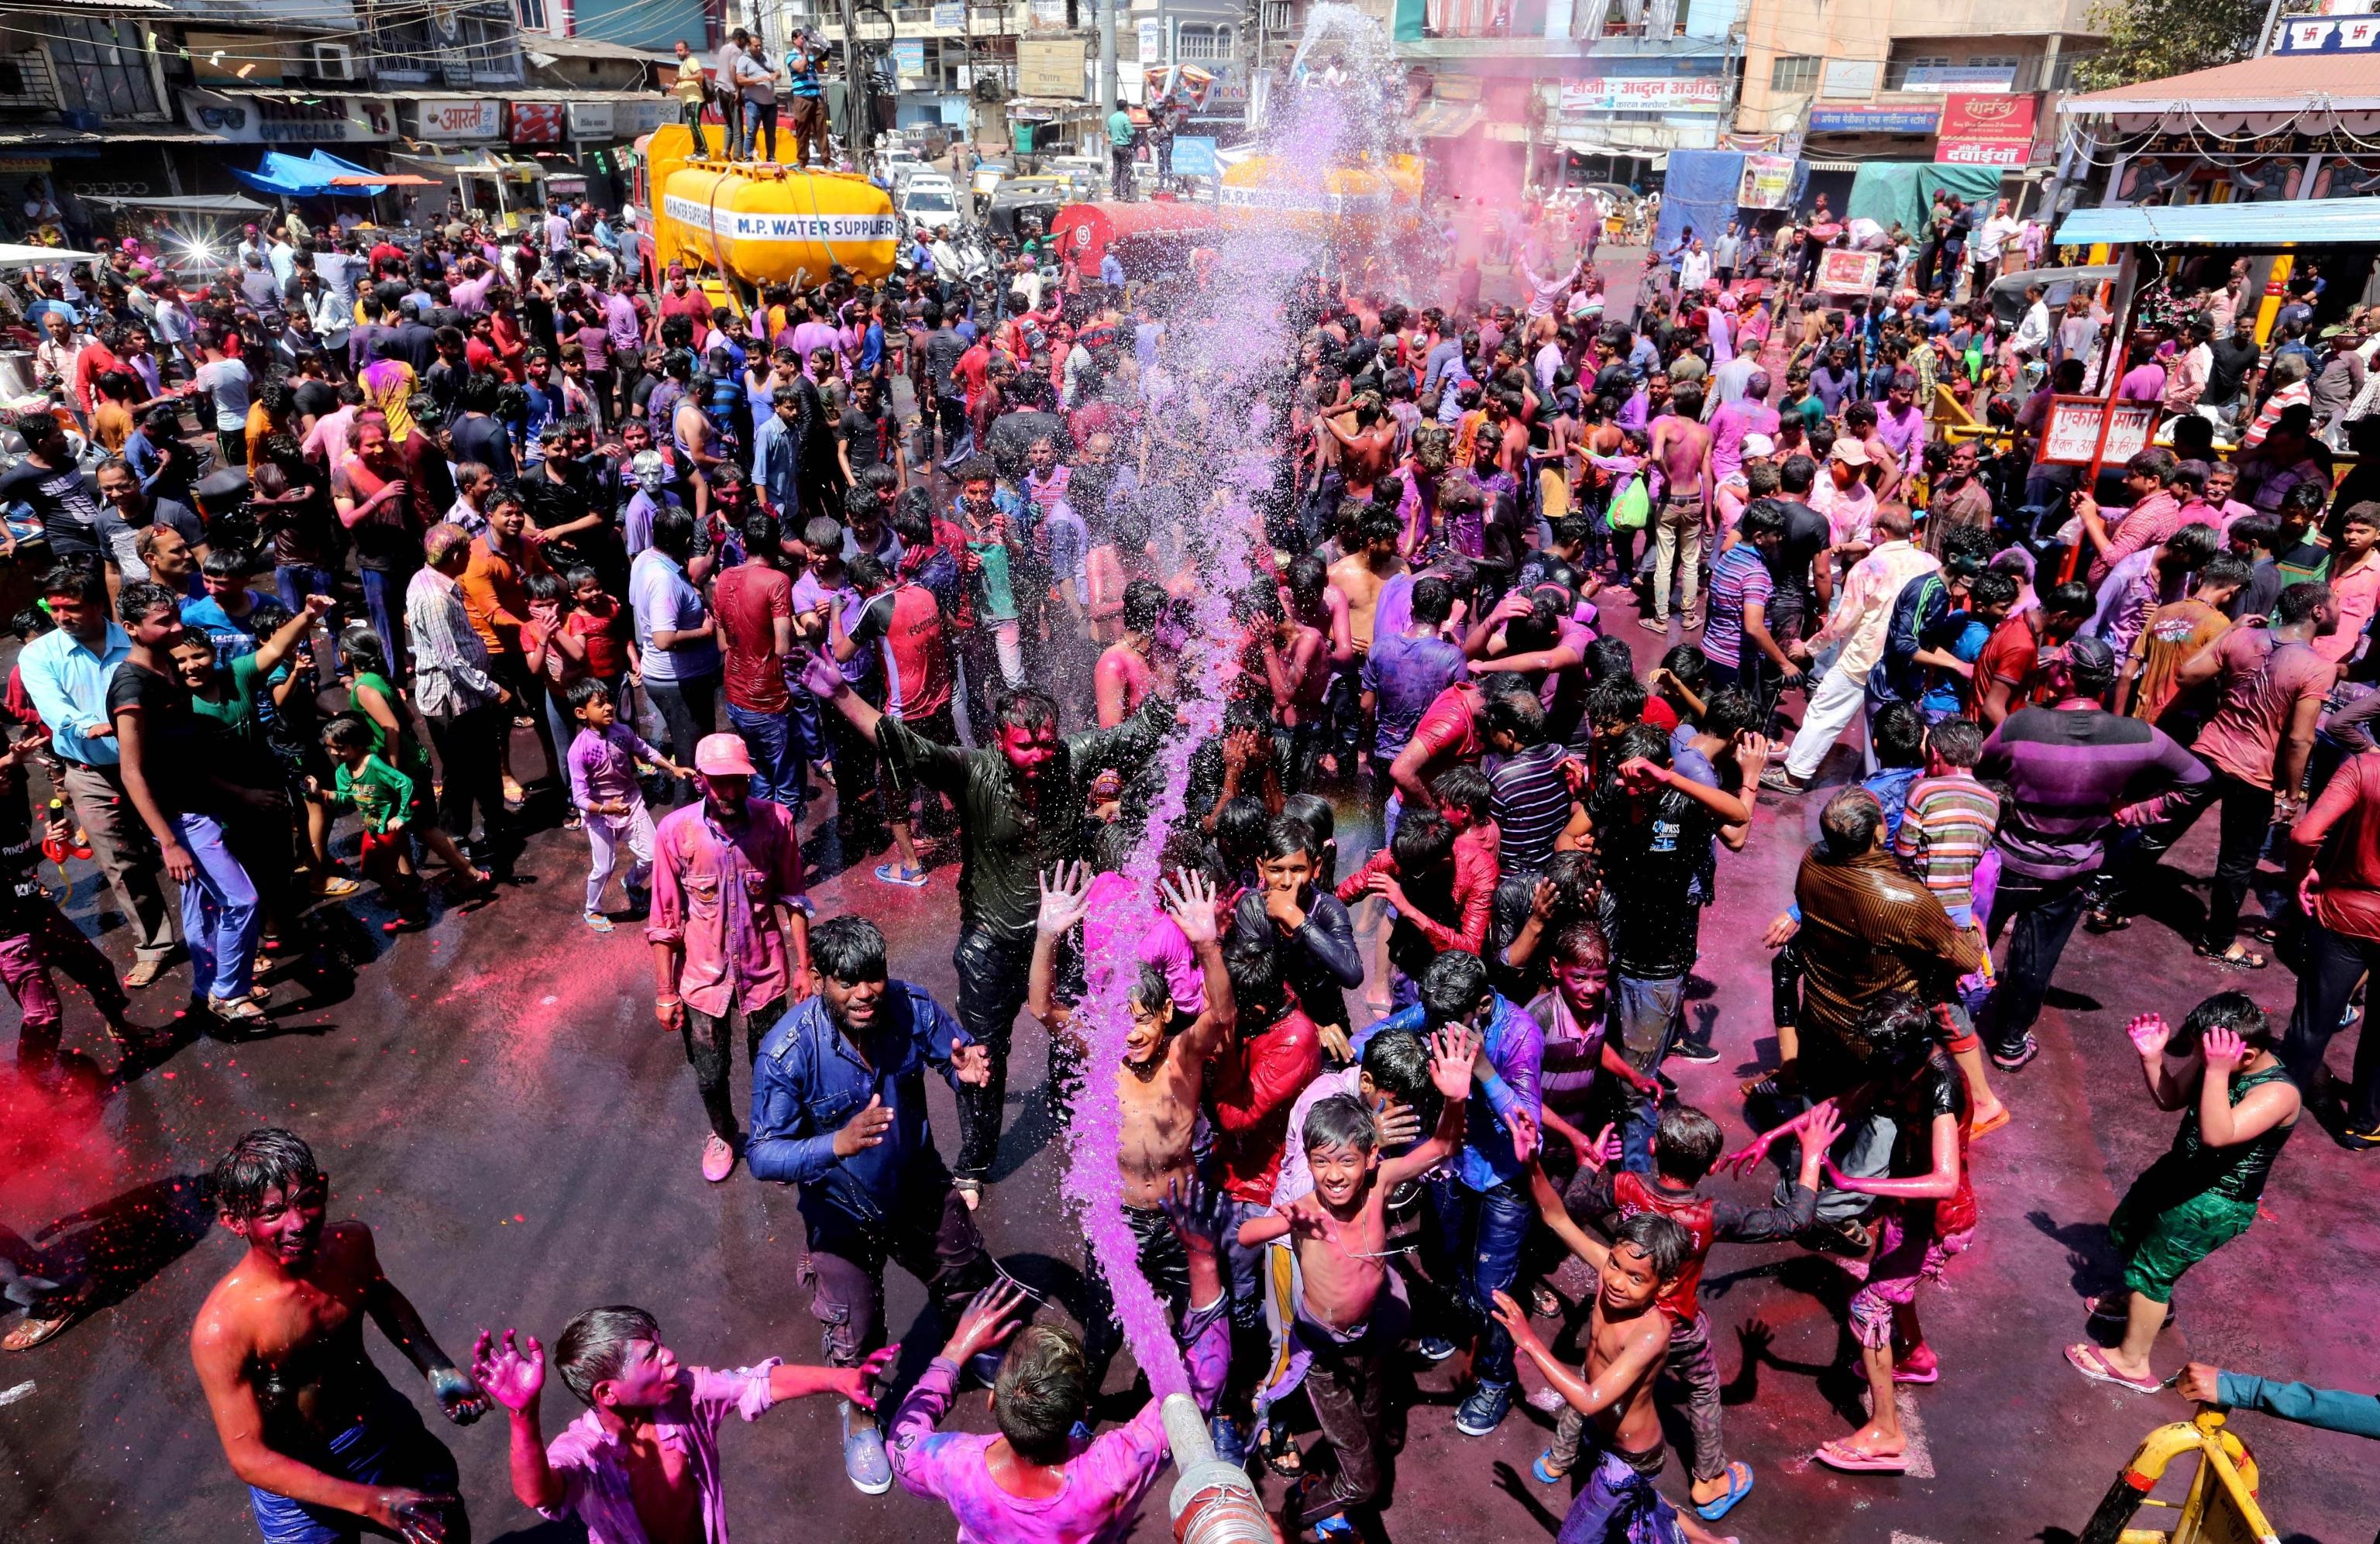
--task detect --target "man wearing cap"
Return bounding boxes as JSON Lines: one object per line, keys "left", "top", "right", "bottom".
{"left": 649, "top": 731, "right": 813, "bottom": 1185}
{"left": 1810, "top": 437, "right": 1878, "bottom": 554}
{"left": 2312, "top": 323, "right": 2368, "bottom": 444}
{"left": 1766, "top": 503, "right": 1937, "bottom": 794}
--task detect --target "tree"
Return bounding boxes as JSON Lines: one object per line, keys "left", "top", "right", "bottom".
{"left": 2074, "top": 0, "right": 2269, "bottom": 90}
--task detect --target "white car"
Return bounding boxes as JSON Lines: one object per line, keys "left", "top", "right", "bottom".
{"left": 899, "top": 175, "right": 961, "bottom": 231}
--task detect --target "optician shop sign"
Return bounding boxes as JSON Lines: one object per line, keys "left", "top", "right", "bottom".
{"left": 182, "top": 91, "right": 394, "bottom": 144}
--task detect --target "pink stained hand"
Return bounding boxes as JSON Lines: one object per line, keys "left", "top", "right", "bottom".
{"left": 1159, "top": 868, "right": 1220, "bottom": 947}
{"left": 1801, "top": 1100, "right": 1845, "bottom": 1160}
{"left": 837, "top": 1345, "right": 900, "bottom": 1410}
{"left": 469, "top": 1329, "right": 543, "bottom": 1415}
{"left": 2126, "top": 1013, "right": 2172, "bottom": 1057}
{"left": 950, "top": 1039, "right": 992, "bottom": 1086}
{"left": 2199, "top": 1026, "right": 2248, "bottom": 1071}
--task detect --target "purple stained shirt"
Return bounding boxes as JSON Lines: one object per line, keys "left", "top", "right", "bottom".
{"left": 888, "top": 1310, "right": 1230, "bottom": 1544}
{"left": 1876, "top": 403, "right": 1926, "bottom": 466}
{"left": 538, "top": 1360, "right": 779, "bottom": 1544}
{"left": 568, "top": 722, "right": 662, "bottom": 813}
{"left": 1082, "top": 871, "right": 1205, "bottom": 1013}
{"left": 1360, "top": 631, "right": 1471, "bottom": 758}
{"left": 1707, "top": 400, "right": 1779, "bottom": 485}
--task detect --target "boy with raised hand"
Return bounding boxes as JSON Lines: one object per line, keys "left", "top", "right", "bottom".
{"left": 1235, "top": 1027, "right": 1477, "bottom": 1539}
{"left": 470, "top": 1309, "right": 892, "bottom": 1539}
{"left": 1491, "top": 1214, "right": 1740, "bottom": 1544}
{"left": 1026, "top": 861, "right": 1235, "bottom": 1313}
{"left": 886, "top": 1188, "right": 1236, "bottom": 1544}
{"left": 1529, "top": 1102, "right": 1841, "bottom": 1525}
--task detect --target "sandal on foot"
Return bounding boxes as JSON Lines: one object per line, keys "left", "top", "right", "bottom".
{"left": 208, "top": 995, "right": 267, "bottom": 1028}
{"left": 2, "top": 1312, "right": 74, "bottom": 1352}
{"left": 2196, "top": 942, "right": 2268, "bottom": 970}
{"left": 2065, "top": 1342, "right": 2161, "bottom": 1394}
{"left": 873, "top": 862, "right": 930, "bottom": 889}
{"left": 1529, "top": 1283, "right": 1563, "bottom": 1319}
{"left": 1813, "top": 1439, "right": 1907, "bottom": 1474}
{"left": 1694, "top": 1460, "right": 1756, "bottom": 1520}
{"left": 122, "top": 957, "right": 168, "bottom": 991}
{"left": 583, "top": 910, "right": 615, "bottom": 934}
{"left": 1968, "top": 1103, "right": 2012, "bottom": 1140}
{"left": 2082, "top": 907, "right": 2131, "bottom": 934}
{"left": 1531, "top": 1449, "right": 1570, "bottom": 1485}
{"left": 952, "top": 1178, "right": 983, "bottom": 1211}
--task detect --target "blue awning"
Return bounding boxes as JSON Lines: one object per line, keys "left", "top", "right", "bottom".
{"left": 230, "top": 150, "right": 388, "bottom": 199}
{"left": 2055, "top": 197, "right": 2380, "bottom": 248}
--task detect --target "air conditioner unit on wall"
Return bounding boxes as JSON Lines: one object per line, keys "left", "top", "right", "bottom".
{"left": 311, "top": 42, "right": 359, "bottom": 81}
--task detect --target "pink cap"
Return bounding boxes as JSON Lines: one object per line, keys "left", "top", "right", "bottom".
{"left": 693, "top": 733, "right": 756, "bottom": 776}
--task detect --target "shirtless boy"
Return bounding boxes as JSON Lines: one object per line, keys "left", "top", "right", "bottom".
{"left": 1093, "top": 579, "right": 1167, "bottom": 728}
{"left": 1645, "top": 386, "right": 1712, "bottom": 631}
{"left": 1491, "top": 1215, "right": 1738, "bottom": 1544}
{"left": 1236, "top": 1029, "right": 1475, "bottom": 1534}
{"left": 1028, "top": 861, "right": 1235, "bottom": 1308}
{"left": 1327, "top": 505, "right": 1408, "bottom": 662}
{"left": 191, "top": 1128, "right": 490, "bottom": 1544}
{"left": 1320, "top": 393, "right": 1397, "bottom": 505}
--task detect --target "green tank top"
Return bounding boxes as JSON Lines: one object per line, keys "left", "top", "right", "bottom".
{"left": 2163, "top": 1061, "right": 2296, "bottom": 1205}
{"left": 352, "top": 672, "right": 432, "bottom": 781}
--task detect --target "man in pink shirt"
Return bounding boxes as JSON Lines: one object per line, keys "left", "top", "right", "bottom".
{"left": 2319, "top": 503, "right": 2380, "bottom": 664}
{"left": 1702, "top": 370, "right": 1777, "bottom": 489}
{"left": 2079, "top": 449, "right": 2182, "bottom": 588}
{"left": 473, "top": 1310, "right": 890, "bottom": 1544}
{"left": 648, "top": 731, "right": 813, "bottom": 1182}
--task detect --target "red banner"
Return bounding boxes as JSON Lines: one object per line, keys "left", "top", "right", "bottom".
{"left": 1935, "top": 92, "right": 2038, "bottom": 167}
{"left": 507, "top": 102, "right": 564, "bottom": 145}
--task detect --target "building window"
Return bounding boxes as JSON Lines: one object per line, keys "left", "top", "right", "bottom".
{"left": 515, "top": 0, "right": 549, "bottom": 33}
{"left": 1883, "top": 53, "right": 1948, "bottom": 90}
{"left": 1178, "top": 24, "right": 1218, "bottom": 57}
{"left": 1770, "top": 54, "right": 1820, "bottom": 92}
{"left": 46, "top": 17, "right": 159, "bottom": 120}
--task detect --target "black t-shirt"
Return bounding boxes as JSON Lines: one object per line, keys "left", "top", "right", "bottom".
{"left": 106, "top": 659, "right": 214, "bottom": 816}
{"left": 2206, "top": 335, "right": 2261, "bottom": 405}
{"left": 1767, "top": 498, "right": 1831, "bottom": 603}
{"left": 390, "top": 321, "right": 439, "bottom": 375}
{"left": 143, "top": 497, "right": 205, "bottom": 552}
{"left": 840, "top": 404, "right": 899, "bottom": 471}
{"left": 292, "top": 378, "right": 339, "bottom": 421}
{"left": 449, "top": 413, "right": 515, "bottom": 485}
{"left": 1591, "top": 782, "right": 1720, "bottom": 979}
{"left": 0, "top": 456, "right": 120, "bottom": 562}
{"left": 1881, "top": 1051, "right": 1968, "bottom": 1178}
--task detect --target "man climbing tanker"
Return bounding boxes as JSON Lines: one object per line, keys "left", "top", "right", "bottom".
{"left": 636, "top": 123, "right": 901, "bottom": 301}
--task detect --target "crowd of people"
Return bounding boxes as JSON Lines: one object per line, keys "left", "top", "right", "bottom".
{"left": 4, "top": 167, "right": 2380, "bottom": 1544}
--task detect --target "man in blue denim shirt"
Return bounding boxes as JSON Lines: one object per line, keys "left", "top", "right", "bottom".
{"left": 1352, "top": 949, "right": 1543, "bottom": 1438}
{"left": 745, "top": 914, "right": 998, "bottom": 1496}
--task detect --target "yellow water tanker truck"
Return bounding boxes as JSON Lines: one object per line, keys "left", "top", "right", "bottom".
{"left": 635, "top": 123, "right": 899, "bottom": 310}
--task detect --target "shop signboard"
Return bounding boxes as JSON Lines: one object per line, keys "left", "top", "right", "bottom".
{"left": 934, "top": 1, "right": 966, "bottom": 24}
{"left": 2279, "top": 15, "right": 2380, "bottom": 50}
{"left": 510, "top": 102, "right": 566, "bottom": 144}
{"left": 1901, "top": 64, "right": 2016, "bottom": 92}
{"left": 1808, "top": 105, "right": 1938, "bottom": 133}
{"left": 566, "top": 101, "right": 615, "bottom": 139}
{"left": 181, "top": 91, "right": 394, "bottom": 145}
{"left": 1171, "top": 135, "right": 1216, "bottom": 174}
{"left": 410, "top": 98, "right": 504, "bottom": 141}
{"left": 2040, "top": 397, "right": 2158, "bottom": 466}
{"left": 1935, "top": 92, "right": 2037, "bottom": 167}
{"left": 1557, "top": 75, "right": 1725, "bottom": 113}
{"left": 1815, "top": 247, "right": 1880, "bottom": 294}
{"left": 1017, "top": 37, "right": 1085, "bottom": 98}
{"left": 617, "top": 98, "right": 672, "bottom": 137}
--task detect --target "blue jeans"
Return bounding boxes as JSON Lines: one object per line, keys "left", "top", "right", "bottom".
{"left": 274, "top": 562, "right": 336, "bottom": 615}
{"left": 247, "top": 1375, "right": 462, "bottom": 1543}
{"left": 725, "top": 700, "right": 802, "bottom": 815}
{"left": 1427, "top": 1173, "right": 1530, "bottom": 1386}
{"left": 359, "top": 566, "right": 409, "bottom": 679}
{"left": 174, "top": 810, "right": 259, "bottom": 1002}
{"left": 1611, "top": 972, "right": 1686, "bottom": 1173}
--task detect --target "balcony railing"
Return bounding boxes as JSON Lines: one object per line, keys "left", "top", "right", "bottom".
{"left": 0, "top": 51, "right": 60, "bottom": 112}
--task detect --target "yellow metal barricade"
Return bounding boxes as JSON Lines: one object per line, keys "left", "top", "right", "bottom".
{"left": 2077, "top": 1408, "right": 2281, "bottom": 1544}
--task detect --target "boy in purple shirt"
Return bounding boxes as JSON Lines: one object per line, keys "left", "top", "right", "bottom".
{"left": 565, "top": 678, "right": 691, "bottom": 932}
{"left": 471, "top": 1308, "right": 889, "bottom": 1544}
{"left": 888, "top": 1198, "right": 1233, "bottom": 1544}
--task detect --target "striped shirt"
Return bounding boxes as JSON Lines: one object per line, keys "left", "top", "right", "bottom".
{"left": 1703, "top": 544, "right": 1771, "bottom": 674}
{"left": 1488, "top": 741, "right": 1574, "bottom": 878}
{"left": 1893, "top": 772, "right": 2001, "bottom": 913}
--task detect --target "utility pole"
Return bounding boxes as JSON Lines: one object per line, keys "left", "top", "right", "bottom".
{"left": 841, "top": 0, "right": 862, "bottom": 157}
{"left": 1098, "top": 0, "right": 1116, "bottom": 112}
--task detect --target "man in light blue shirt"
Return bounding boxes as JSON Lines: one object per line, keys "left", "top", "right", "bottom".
{"left": 16, "top": 562, "right": 177, "bottom": 982}
{"left": 630, "top": 506, "right": 722, "bottom": 800}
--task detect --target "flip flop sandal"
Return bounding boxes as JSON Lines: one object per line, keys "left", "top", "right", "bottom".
{"left": 1529, "top": 1284, "right": 1563, "bottom": 1319}
{"left": 122, "top": 957, "right": 167, "bottom": 990}
{"left": 2242, "top": 919, "right": 2282, "bottom": 943}
{"left": 1968, "top": 1104, "right": 2013, "bottom": 1141}
{"left": 2084, "top": 1295, "right": 2172, "bottom": 1329}
{"left": 208, "top": 996, "right": 268, "bottom": 1027}
{"left": 2, "top": 1312, "right": 74, "bottom": 1352}
{"left": 2065, "top": 1342, "right": 2162, "bottom": 1394}
{"left": 952, "top": 1178, "right": 983, "bottom": 1210}
{"left": 2195, "top": 943, "right": 2268, "bottom": 970}
{"left": 874, "top": 863, "right": 930, "bottom": 889}
{"left": 1694, "top": 1460, "right": 1756, "bottom": 1520}
{"left": 1812, "top": 1439, "right": 1907, "bottom": 1474}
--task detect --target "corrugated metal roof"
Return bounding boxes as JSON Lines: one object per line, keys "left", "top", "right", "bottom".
{"left": 2063, "top": 53, "right": 2380, "bottom": 113}
{"left": 524, "top": 34, "right": 682, "bottom": 67}
{"left": 2055, "top": 196, "right": 2380, "bottom": 246}
{"left": 11, "top": 0, "right": 174, "bottom": 12}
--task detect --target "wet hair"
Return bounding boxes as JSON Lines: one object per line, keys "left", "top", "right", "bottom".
{"left": 1304, "top": 1091, "right": 1380, "bottom": 1158}
{"left": 115, "top": 579, "right": 182, "bottom": 628}
{"left": 1870, "top": 702, "right": 1925, "bottom": 769}
{"left": 553, "top": 1305, "right": 664, "bottom": 1408}
{"left": 1852, "top": 990, "right": 1934, "bottom": 1069}
{"left": 1584, "top": 634, "right": 1636, "bottom": 685}
{"left": 1820, "top": 787, "right": 1884, "bottom": 857}
{"left": 320, "top": 714, "right": 377, "bottom": 755}
{"left": 43, "top": 562, "right": 105, "bottom": 608}
{"left": 995, "top": 1323, "right": 1089, "bottom": 1463}
{"left": 1584, "top": 672, "right": 1647, "bottom": 734}
{"left": 2167, "top": 989, "right": 2276, "bottom": 1054}
{"left": 1223, "top": 930, "right": 1288, "bottom": 1023}
{"left": 1742, "top": 500, "right": 1787, "bottom": 542}
{"left": 1128, "top": 962, "right": 1173, "bottom": 1018}
{"left": 1262, "top": 813, "right": 1323, "bottom": 865}
{"left": 1611, "top": 1212, "right": 1693, "bottom": 1279}
{"left": 1390, "top": 806, "right": 1456, "bottom": 874}
{"left": 1429, "top": 763, "right": 1492, "bottom": 825}
{"left": 1927, "top": 717, "right": 1984, "bottom": 769}
{"left": 211, "top": 1127, "right": 324, "bottom": 1222}
{"left": 2196, "top": 552, "right": 2253, "bottom": 593}
{"left": 1549, "top": 916, "right": 1608, "bottom": 969}
{"left": 1358, "top": 1027, "right": 1432, "bottom": 1107}
{"left": 1418, "top": 950, "right": 1491, "bottom": 1028}
{"left": 1778, "top": 453, "right": 1818, "bottom": 495}
{"left": 1484, "top": 687, "right": 1547, "bottom": 748}
{"left": 992, "top": 688, "right": 1060, "bottom": 738}
{"left": 1653, "top": 1106, "right": 1727, "bottom": 1185}
{"left": 1120, "top": 578, "right": 1168, "bottom": 633}
{"left": 1214, "top": 795, "right": 1272, "bottom": 875}
{"left": 811, "top": 914, "right": 889, "bottom": 983}
{"left": 1280, "top": 793, "right": 1336, "bottom": 871}
{"left": 1409, "top": 574, "right": 1453, "bottom": 626}
{"left": 2041, "top": 579, "right": 2096, "bottom": 620}
{"left": 1968, "top": 569, "right": 2019, "bottom": 614}
{"left": 2276, "top": 581, "right": 2332, "bottom": 626}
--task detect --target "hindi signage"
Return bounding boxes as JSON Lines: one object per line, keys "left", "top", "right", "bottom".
{"left": 1815, "top": 247, "right": 1881, "bottom": 294}
{"left": 1935, "top": 92, "right": 2038, "bottom": 167}
{"left": 2039, "top": 396, "right": 2158, "bottom": 466}
{"left": 409, "top": 98, "right": 503, "bottom": 141}
{"left": 1557, "top": 75, "right": 1725, "bottom": 113}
